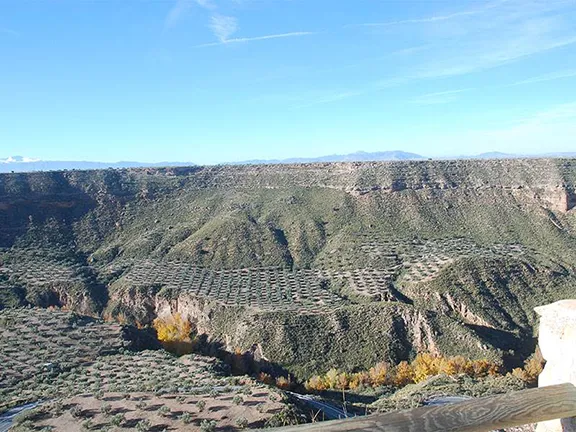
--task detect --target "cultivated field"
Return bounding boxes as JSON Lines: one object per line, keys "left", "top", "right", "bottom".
{"left": 1, "top": 308, "right": 304, "bottom": 431}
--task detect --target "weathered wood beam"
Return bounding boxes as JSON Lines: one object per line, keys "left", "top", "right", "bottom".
{"left": 269, "top": 383, "right": 576, "bottom": 432}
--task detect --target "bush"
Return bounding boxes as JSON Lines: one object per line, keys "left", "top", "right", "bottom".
{"left": 110, "top": 413, "right": 125, "bottom": 426}
{"left": 180, "top": 412, "right": 193, "bottom": 424}
{"left": 158, "top": 405, "right": 170, "bottom": 417}
{"left": 70, "top": 405, "right": 83, "bottom": 419}
{"left": 100, "top": 403, "right": 112, "bottom": 416}
{"left": 200, "top": 419, "right": 217, "bottom": 432}
{"left": 196, "top": 399, "right": 206, "bottom": 411}
{"left": 136, "top": 419, "right": 152, "bottom": 432}
{"left": 236, "top": 416, "right": 249, "bottom": 429}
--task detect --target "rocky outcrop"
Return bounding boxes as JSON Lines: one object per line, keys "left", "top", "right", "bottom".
{"left": 535, "top": 300, "right": 576, "bottom": 432}
{"left": 436, "top": 292, "right": 494, "bottom": 328}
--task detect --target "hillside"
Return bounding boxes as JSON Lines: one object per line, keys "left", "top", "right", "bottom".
{"left": 1, "top": 159, "right": 576, "bottom": 378}
{"left": 1, "top": 308, "right": 302, "bottom": 430}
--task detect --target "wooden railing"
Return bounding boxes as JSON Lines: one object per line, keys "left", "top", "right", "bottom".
{"left": 272, "top": 383, "right": 576, "bottom": 432}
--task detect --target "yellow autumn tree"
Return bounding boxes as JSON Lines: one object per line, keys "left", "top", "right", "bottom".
{"left": 512, "top": 349, "right": 545, "bottom": 384}
{"left": 412, "top": 353, "right": 442, "bottom": 382}
{"left": 324, "top": 368, "right": 341, "bottom": 389}
{"left": 368, "top": 362, "right": 390, "bottom": 386}
{"left": 305, "top": 375, "right": 327, "bottom": 391}
{"left": 153, "top": 313, "right": 193, "bottom": 355}
{"left": 275, "top": 376, "right": 293, "bottom": 390}
{"left": 336, "top": 372, "right": 352, "bottom": 390}
{"left": 471, "top": 359, "right": 500, "bottom": 378}
{"left": 392, "top": 361, "right": 415, "bottom": 387}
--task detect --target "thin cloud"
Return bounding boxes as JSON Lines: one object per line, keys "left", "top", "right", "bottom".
{"left": 353, "top": 0, "right": 505, "bottom": 28}
{"left": 195, "top": 31, "right": 315, "bottom": 47}
{"left": 470, "top": 102, "right": 576, "bottom": 151}
{"left": 165, "top": 0, "right": 214, "bottom": 29}
{"left": 209, "top": 14, "right": 238, "bottom": 42}
{"left": 409, "top": 88, "right": 474, "bottom": 105}
{"left": 0, "top": 28, "right": 19, "bottom": 37}
{"left": 357, "top": 10, "right": 480, "bottom": 27}
{"left": 512, "top": 69, "right": 576, "bottom": 85}
{"left": 530, "top": 102, "right": 576, "bottom": 123}
{"left": 414, "top": 35, "right": 576, "bottom": 79}
{"left": 293, "top": 90, "right": 366, "bottom": 108}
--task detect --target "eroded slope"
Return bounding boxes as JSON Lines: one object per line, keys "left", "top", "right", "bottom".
{"left": 1, "top": 159, "right": 576, "bottom": 376}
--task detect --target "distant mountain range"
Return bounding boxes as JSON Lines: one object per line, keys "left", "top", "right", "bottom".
{"left": 2, "top": 151, "right": 576, "bottom": 173}
{"left": 0, "top": 156, "right": 195, "bottom": 173}
{"left": 236, "top": 151, "right": 425, "bottom": 165}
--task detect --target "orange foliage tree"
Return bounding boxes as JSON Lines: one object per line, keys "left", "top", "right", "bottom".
{"left": 305, "top": 353, "right": 502, "bottom": 392}
{"left": 153, "top": 313, "right": 193, "bottom": 355}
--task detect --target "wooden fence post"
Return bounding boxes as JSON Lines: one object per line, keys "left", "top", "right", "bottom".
{"left": 535, "top": 300, "right": 576, "bottom": 432}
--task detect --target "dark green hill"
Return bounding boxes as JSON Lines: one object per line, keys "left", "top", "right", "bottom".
{"left": 1, "top": 159, "right": 575, "bottom": 377}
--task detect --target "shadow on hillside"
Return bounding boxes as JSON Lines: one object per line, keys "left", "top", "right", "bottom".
{"left": 0, "top": 172, "right": 99, "bottom": 248}
{"left": 192, "top": 334, "right": 295, "bottom": 380}
{"left": 465, "top": 324, "right": 536, "bottom": 370}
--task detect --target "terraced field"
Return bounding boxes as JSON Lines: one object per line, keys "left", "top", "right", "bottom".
{"left": 316, "top": 236, "right": 527, "bottom": 299}
{"left": 1, "top": 308, "right": 305, "bottom": 431}
{"left": 119, "top": 262, "right": 343, "bottom": 312}
{"left": 1, "top": 159, "right": 575, "bottom": 380}
{"left": 0, "top": 308, "right": 125, "bottom": 411}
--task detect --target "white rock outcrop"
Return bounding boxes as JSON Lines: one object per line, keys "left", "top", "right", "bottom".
{"left": 536, "top": 300, "right": 576, "bottom": 432}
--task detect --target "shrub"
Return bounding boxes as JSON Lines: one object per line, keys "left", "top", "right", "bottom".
{"left": 232, "top": 395, "right": 244, "bottom": 405}
{"left": 136, "top": 419, "right": 152, "bottom": 432}
{"left": 158, "top": 405, "right": 170, "bottom": 417}
{"left": 69, "top": 405, "right": 83, "bottom": 419}
{"left": 110, "top": 413, "right": 125, "bottom": 426}
{"left": 100, "top": 403, "right": 112, "bottom": 416}
{"left": 200, "top": 419, "right": 217, "bottom": 432}
{"left": 236, "top": 416, "right": 249, "bottom": 429}
{"left": 196, "top": 400, "right": 206, "bottom": 411}
{"left": 511, "top": 350, "right": 544, "bottom": 385}
{"left": 180, "top": 412, "right": 193, "bottom": 424}
{"left": 522, "top": 350, "right": 545, "bottom": 384}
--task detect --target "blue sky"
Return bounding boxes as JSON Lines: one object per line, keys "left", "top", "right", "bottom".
{"left": 1, "top": 0, "right": 575, "bottom": 164}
